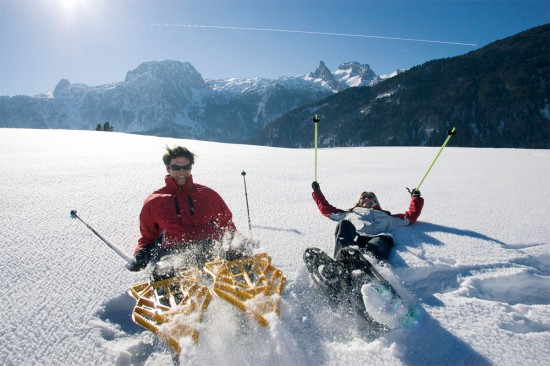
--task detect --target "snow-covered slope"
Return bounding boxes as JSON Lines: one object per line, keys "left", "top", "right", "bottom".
{"left": 1, "top": 128, "right": 548, "bottom": 365}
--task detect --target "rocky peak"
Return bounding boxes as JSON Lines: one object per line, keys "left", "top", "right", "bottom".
{"left": 124, "top": 60, "right": 207, "bottom": 90}
{"left": 53, "top": 79, "right": 71, "bottom": 97}
{"left": 335, "top": 62, "right": 378, "bottom": 87}
{"left": 309, "top": 61, "right": 339, "bottom": 91}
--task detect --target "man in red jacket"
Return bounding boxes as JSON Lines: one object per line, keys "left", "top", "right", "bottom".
{"left": 127, "top": 146, "right": 238, "bottom": 272}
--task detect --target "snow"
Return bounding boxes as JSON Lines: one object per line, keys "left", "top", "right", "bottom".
{"left": 1, "top": 128, "right": 549, "bottom": 365}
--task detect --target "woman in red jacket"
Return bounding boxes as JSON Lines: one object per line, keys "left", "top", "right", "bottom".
{"left": 127, "top": 146, "right": 238, "bottom": 272}
{"left": 310, "top": 181, "right": 424, "bottom": 262}
{"left": 306, "top": 181, "right": 425, "bottom": 316}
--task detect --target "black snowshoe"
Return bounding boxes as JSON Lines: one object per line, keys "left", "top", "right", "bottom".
{"left": 304, "top": 246, "right": 412, "bottom": 328}
{"left": 303, "top": 248, "right": 346, "bottom": 301}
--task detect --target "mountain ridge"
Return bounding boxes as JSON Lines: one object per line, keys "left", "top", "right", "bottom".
{"left": 249, "top": 24, "right": 550, "bottom": 149}
{"left": 1, "top": 24, "right": 548, "bottom": 148}
{"left": 0, "top": 60, "right": 378, "bottom": 142}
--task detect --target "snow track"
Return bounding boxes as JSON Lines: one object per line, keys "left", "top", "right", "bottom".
{"left": 1, "top": 129, "right": 548, "bottom": 365}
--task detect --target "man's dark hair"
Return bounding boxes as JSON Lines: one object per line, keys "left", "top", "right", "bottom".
{"left": 163, "top": 146, "right": 196, "bottom": 166}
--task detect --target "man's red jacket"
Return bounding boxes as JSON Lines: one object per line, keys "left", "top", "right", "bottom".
{"left": 135, "top": 176, "right": 236, "bottom": 253}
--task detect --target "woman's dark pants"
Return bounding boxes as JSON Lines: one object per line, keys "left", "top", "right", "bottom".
{"left": 334, "top": 220, "right": 394, "bottom": 262}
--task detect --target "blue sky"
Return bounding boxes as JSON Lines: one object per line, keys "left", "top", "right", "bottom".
{"left": 1, "top": 0, "right": 548, "bottom": 96}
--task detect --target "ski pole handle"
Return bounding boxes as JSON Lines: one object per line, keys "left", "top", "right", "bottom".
{"left": 313, "top": 115, "right": 320, "bottom": 181}
{"left": 70, "top": 210, "right": 133, "bottom": 265}
{"left": 416, "top": 127, "right": 456, "bottom": 190}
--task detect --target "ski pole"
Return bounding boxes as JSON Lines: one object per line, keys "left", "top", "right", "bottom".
{"left": 415, "top": 127, "right": 457, "bottom": 190}
{"left": 70, "top": 210, "right": 133, "bottom": 265}
{"left": 241, "top": 171, "right": 252, "bottom": 233}
{"left": 313, "top": 114, "right": 320, "bottom": 181}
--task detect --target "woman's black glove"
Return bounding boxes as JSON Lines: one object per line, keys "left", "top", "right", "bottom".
{"left": 407, "top": 187, "right": 421, "bottom": 197}
{"left": 312, "top": 181, "right": 320, "bottom": 191}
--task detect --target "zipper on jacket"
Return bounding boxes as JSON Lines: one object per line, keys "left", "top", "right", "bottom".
{"left": 188, "top": 196, "right": 195, "bottom": 216}
{"left": 173, "top": 195, "right": 182, "bottom": 225}
{"left": 173, "top": 192, "right": 195, "bottom": 226}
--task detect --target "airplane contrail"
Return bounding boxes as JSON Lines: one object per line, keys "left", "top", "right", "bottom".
{"left": 148, "top": 23, "right": 478, "bottom": 47}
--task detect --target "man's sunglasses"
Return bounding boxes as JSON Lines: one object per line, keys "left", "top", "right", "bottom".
{"left": 361, "top": 193, "right": 375, "bottom": 200}
{"left": 169, "top": 163, "right": 192, "bottom": 171}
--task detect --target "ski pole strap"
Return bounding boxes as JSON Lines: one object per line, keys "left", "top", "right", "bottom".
{"left": 416, "top": 127, "right": 456, "bottom": 190}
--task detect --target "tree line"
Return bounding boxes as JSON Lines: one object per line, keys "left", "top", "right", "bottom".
{"left": 96, "top": 122, "right": 114, "bottom": 132}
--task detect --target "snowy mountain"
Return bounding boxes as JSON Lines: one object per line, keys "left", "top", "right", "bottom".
{"left": 2, "top": 128, "right": 549, "bottom": 365}
{"left": 303, "top": 61, "right": 379, "bottom": 91}
{"left": 251, "top": 24, "right": 550, "bottom": 149}
{"left": 0, "top": 60, "right": 381, "bottom": 142}
{"left": 331, "top": 61, "right": 379, "bottom": 89}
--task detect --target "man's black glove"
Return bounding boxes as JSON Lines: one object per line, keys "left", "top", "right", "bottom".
{"left": 312, "top": 181, "right": 320, "bottom": 191}
{"left": 408, "top": 188, "right": 421, "bottom": 197}
{"left": 125, "top": 245, "right": 153, "bottom": 272}
{"left": 126, "top": 259, "right": 146, "bottom": 272}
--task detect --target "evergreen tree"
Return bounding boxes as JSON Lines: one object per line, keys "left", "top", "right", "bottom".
{"left": 103, "top": 122, "right": 113, "bottom": 132}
